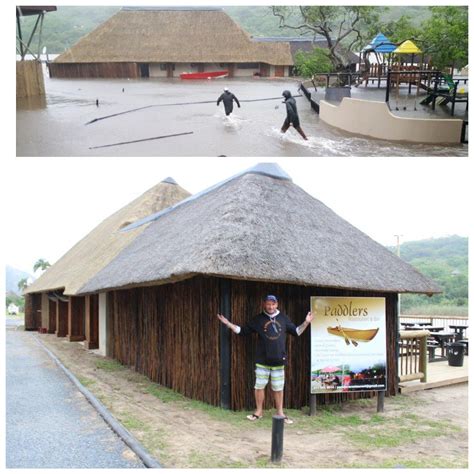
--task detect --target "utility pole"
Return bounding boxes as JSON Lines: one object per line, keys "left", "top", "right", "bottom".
{"left": 394, "top": 234, "right": 403, "bottom": 317}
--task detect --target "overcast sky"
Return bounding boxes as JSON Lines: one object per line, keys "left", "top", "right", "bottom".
{"left": 3, "top": 156, "right": 470, "bottom": 274}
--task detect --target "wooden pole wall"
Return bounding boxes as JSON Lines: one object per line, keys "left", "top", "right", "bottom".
{"left": 24, "top": 293, "right": 41, "bottom": 331}
{"left": 84, "top": 294, "right": 99, "bottom": 350}
{"left": 48, "top": 300, "right": 57, "bottom": 334}
{"left": 56, "top": 300, "right": 68, "bottom": 337}
{"left": 108, "top": 276, "right": 220, "bottom": 406}
{"left": 67, "top": 296, "right": 85, "bottom": 342}
{"left": 106, "top": 276, "right": 398, "bottom": 411}
{"left": 48, "top": 62, "right": 139, "bottom": 79}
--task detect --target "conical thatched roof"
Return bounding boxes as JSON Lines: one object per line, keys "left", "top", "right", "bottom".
{"left": 54, "top": 7, "right": 293, "bottom": 66}
{"left": 25, "top": 179, "right": 190, "bottom": 296}
{"left": 80, "top": 164, "right": 440, "bottom": 296}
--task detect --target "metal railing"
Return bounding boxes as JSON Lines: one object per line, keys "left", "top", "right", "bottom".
{"left": 400, "top": 315, "right": 469, "bottom": 338}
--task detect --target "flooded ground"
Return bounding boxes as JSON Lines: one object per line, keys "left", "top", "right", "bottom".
{"left": 17, "top": 76, "right": 468, "bottom": 157}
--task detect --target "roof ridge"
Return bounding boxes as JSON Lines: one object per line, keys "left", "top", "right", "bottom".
{"left": 121, "top": 163, "right": 292, "bottom": 232}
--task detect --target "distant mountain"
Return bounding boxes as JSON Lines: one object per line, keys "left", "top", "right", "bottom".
{"left": 5, "top": 265, "right": 34, "bottom": 295}
{"left": 387, "top": 235, "right": 468, "bottom": 312}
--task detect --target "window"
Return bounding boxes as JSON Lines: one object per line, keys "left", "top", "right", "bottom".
{"left": 159, "top": 63, "right": 175, "bottom": 71}
{"left": 237, "top": 63, "right": 259, "bottom": 69}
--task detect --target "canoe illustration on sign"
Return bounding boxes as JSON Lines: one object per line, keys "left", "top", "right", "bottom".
{"left": 327, "top": 320, "right": 379, "bottom": 347}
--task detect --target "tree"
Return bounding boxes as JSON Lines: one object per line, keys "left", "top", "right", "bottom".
{"left": 369, "top": 15, "right": 421, "bottom": 44}
{"left": 294, "top": 47, "right": 334, "bottom": 78}
{"left": 17, "top": 278, "right": 29, "bottom": 292}
{"left": 419, "top": 6, "right": 468, "bottom": 71}
{"left": 272, "top": 6, "right": 381, "bottom": 77}
{"left": 33, "top": 258, "right": 51, "bottom": 272}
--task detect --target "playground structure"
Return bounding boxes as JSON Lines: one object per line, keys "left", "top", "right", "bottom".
{"left": 301, "top": 33, "right": 468, "bottom": 144}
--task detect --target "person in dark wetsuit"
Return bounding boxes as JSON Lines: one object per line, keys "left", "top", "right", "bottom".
{"left": 217, "top": 87, "right": 240, "bottom": 116}
{"left": 281, "top": 90, "right": 308, "bottom": 140}
{"left": 217, "top": 294, "right": 313, "bottom": 424}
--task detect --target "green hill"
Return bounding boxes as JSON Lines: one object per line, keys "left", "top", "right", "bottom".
{"left": 388, "top": 236, "right": 468, "bottom": 315}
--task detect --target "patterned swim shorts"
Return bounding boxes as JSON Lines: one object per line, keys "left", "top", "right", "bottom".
{"left": 254, "top": 364, "right": 285, "bottom": 391}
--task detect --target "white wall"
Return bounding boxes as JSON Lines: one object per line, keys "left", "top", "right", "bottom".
{"left": 149, "top": 64, "right": 168, "bottom": 78}
{"left": 98, "top": 292, "right": 108, "bottom": 356}
{"left": 320, "top": 98, "right": 463, "bottom": 144}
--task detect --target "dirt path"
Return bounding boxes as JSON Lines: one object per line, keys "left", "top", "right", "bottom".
{"left": 33, "top": 332, "right": 468, "bottom": 468}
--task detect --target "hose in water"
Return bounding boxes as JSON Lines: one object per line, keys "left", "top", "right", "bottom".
{"left": 89, "top": 131, "right": 194, "bottom": 149}
{"left": 85, "top": 95, "right": 302, "bottom": 125}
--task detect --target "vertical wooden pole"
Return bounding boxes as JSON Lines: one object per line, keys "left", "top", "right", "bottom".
{"left": 420, "top": 333, "right": 428, "bottom": 383}
{"left": 85, "top": 294, "right": 99, "bottom": 350}
{"left": 219, "top": 278, "right": 232, "bottom": 410}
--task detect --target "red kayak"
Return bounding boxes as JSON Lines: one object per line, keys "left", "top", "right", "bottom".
{"left": 180, "top": 70, "right": 228, "bottom": 80}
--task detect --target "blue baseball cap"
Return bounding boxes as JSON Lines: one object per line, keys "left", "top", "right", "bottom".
{"left": 264, "top": 295, "right": 278, "bottom": 302}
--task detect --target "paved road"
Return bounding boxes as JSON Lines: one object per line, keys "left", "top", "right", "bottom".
{"left": 6, "top": 328, "right": 145, "bottom": 468}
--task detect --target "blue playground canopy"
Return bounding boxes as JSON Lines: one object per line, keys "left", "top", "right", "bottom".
{"left": 365, "top": 33, "right": 396, "bottom": 54}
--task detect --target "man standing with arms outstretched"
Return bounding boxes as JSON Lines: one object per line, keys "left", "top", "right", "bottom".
{"left": 217, "top": 295, "right": 313, "bottom": 424}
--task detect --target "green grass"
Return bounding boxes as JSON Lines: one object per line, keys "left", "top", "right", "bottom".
{"left": 95, "top": 359, "right": 126, "bottom": 372}
{"left": 186, "top": 450, "right": 250, "bottom": 468}
{"left": 346, "top": 417, "right": 459, "bottom": 448}
{"left": 402, "top": 305, "right": 468, "bottom": 317}
{"left": 77, "top": 376, "right": 95, "bottom": 387}
{"left": 119, "top": 412, "right": 149, "bottom": 431}
{"left": 348, "top": 458, "right": 468, "bottom": 468}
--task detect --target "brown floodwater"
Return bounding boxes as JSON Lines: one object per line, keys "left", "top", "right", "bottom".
{"left": 16, "top": 75, "right": 468, "bottom": 157}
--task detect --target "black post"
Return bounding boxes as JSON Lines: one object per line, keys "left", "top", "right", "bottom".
{"left": 385, "top": 70, "right": 391, "bottom": 103}
{"left": 394, "top": 294, "right": 400, "bottom": 393}
{"left": 451, "top": 82, "right": 458, "bottom": 116}
{"left": 219, "top": 279, "right": 232, "bottom": 410}
{"left": 309, "top": 394, "right": 317, "bottom": 416}
{"left": 432, "top": 73, "right": 439, "bottom": 110}
{"left": 271, "top": 415, "right": 285, "bottom": 463}
{"left": 377, "top": 391, "right": 385, "bottom": 413}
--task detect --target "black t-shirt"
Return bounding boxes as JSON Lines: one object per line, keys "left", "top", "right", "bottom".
{"left": 238, "top": 312, "right": 298, "bottom": 366}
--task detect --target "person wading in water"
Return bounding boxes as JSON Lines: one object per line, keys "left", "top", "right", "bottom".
{"left": 280, "top": 90, "right": 308, "bottom": 140}
{"left": 217, "top": 294, "right": 313, "bottom": 424}
{"left": 217, "top": 87, "right": 241, "bottom": 116}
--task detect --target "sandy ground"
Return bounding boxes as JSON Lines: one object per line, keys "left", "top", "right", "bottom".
{"left": 28, "top": 331, "right": 468, "bottom": 468}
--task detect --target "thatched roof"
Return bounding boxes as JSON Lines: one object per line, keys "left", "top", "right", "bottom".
{"left": 54, "top": 7, "right": 293, "bottom": 66}
{"left": 25, "top": 179, "right": 190, "bottom": 296}
{"left": 80, "top": 164, "right": 440, "bottom": 296}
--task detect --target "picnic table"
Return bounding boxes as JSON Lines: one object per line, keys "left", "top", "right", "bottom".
{"left": 429, "top": 331, "right": 456, "bottom": 360}
{"left": 449, "top": 324, "right": 469, "bottom": 341}
{"left": 404, "top": 325, "right": 444, "bottom": 332}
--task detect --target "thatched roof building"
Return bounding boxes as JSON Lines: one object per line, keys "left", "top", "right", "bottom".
{"left": 49, "top": 7, "right": 293, "bottom": 79}
{"left": 81, "top": 163, "right": 439, "bottom": 296}
{"left": 26, "top": 164, "right": 440, "bottom": 410}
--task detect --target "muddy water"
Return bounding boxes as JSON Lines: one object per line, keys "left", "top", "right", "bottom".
{"left": 16, "top": 76, "right": 467, "bottom": 157}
